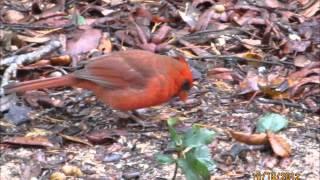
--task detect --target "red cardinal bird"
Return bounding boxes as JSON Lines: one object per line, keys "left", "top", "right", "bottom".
{"left": 4, "top": 50, "right": 193, "bottom": 111}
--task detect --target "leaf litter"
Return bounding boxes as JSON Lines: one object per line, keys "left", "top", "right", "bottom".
{"left": 0, "top": 0, "right": 319, "bottom": 179}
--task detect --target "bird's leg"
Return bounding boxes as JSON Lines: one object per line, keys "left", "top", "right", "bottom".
{"left": 129, "top": 110, "right": 157, "bottom": 127}
{"left": 115, "top": 111, "right": 157, "bottom": 128}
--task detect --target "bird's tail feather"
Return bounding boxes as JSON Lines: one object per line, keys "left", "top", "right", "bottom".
{"left": 3, "top": 75, "right": 75, "bottom": 94}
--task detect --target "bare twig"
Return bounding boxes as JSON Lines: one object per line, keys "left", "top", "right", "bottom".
{"left": 255, "top": 98, "right": 314, "bottom": 112}
{"left": 0, "top": 40, "right": 61, "bottom": 66}
{"left": 171, "top": 162, "right": 178, "bottom": 180}
{"left": 0, "top": 22, "right": 76, "bottom": 31}
{"left": 189, "top": 55, "right": 294, "bottom": 66}
{"left": 0, "top": 40, "right": 62, "bottom": 111}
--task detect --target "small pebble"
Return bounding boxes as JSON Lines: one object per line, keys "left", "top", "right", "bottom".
{"left": 103, "top": 153, "right": 122, "bottom": 162}
{"left": 122, "top": 171, "right": 140, "bottom": 179}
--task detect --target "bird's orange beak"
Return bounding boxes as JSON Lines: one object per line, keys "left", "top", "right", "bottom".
{"left": 178, "top": 91, "right": 189, "bottom": 101}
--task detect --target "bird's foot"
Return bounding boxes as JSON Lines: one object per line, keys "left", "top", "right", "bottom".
{"left": 115, "top": 111, "right": 157, "bottom": 128}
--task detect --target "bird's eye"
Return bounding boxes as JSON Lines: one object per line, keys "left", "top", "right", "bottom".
{"left": 181, "top": 80, "right": 191, "bottom": 91}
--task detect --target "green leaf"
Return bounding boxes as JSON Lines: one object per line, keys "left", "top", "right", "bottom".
{"left": 69, "top": 14, "right": 86, "bottom": 25}
{"left": 177, "top": 158, "right": 200, "bottom": 180}
{"left": 184, "top": 126, "right": 216, "bottom": 147}
{"left": 167, "top": 118, "right": 183, "bottom": 146}
{"left": 177, "top": 149, "right": 211, "bottom": 180}
{"left": 167, "top": 118, "right": 178, "bottom": 127}
{"left": 155, "top": 153, "right": 175, "bottom": 165}
{"left": 256, "top": 113, "right": 288, "bottom": 133}
{"left": 76, "top": 15, "right": 86, "bottom": 25}
{"left": 194, "top": 146, "right": 216, "bottom": 172}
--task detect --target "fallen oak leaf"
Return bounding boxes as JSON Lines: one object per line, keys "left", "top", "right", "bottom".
{"left": 66, "top": 25, "right": 102, "bottom": 56}
{"left": 267, "top": 132, "right": 292, "bottom": 158}
{"left": 2, "top": 136, "right": 54, "bottom": 147}
{"left": 58, "top": 133, "right": 93, "bottom": 146}
{"left": 288, "top": 62, "right": 320, "bottom": 80}
{"left": 228, "top": 130, "right": 268, "bottom": 145}
{"left": 151, "top": 24, "right": 172, "bottom": 44}
{"left": 98, "top": 34, "right": 112, "bottom": 53}
{"left": 86, "top": 129, "right": 126, "bottom": 144}
{"left": 290, "top": 75, "right": 320, "bottom": 96}
{"left": 238, "top": 69, "right": 260, "bottom": 94}
{"left": 208, "top": 67, "right": 234, "bottom": 81}
{"left": 299, "top": 0, "right": 320, "bottom": 17}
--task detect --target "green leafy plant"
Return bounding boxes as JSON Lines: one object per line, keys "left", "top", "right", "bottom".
{"left": 256, "top": 113, "right": 288, "bottom": 133}
{"left": 156, "top": 118, "right": 216, "bottom": 180}
{"left": 68, "top": 14, "right": 86, "bottom": 26}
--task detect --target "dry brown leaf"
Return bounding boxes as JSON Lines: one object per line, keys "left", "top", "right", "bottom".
{"left": 240, "top": 52, "right": 263, "bottom": 61}
{"left": 237, "top": 52, "right": 264, "bottom": 66}
{"left": 260, "top": 86, "right": 290, "bottom": 100}
{"left": 208, "top": 68, "right": 234, "bottom": 81}
{"left": 192, "top": 0, "right": 214, "bottom": 7}
{"left": 241, "top": 39, "right": 262, "bottom": 49}
{"left": 229, "top": 130, "right": 268, "bottom": 145}
{"left": 179, "top": 3, "right": 200, "bottom": 30}
{"left": 304, "top": 97, "right": 319, "bottom": 112}
{"left": 151, "top": 25, "right": 171, "bottom": 44}
{"left": 286, "top": 62, "right": 320, "bottom": 95}
{"left": 98, "top": 35, "right": 113, "bottom": 53}
{"left": 264, "top": 0, "right": 285, "bottom": 8}
{"left": 23, "top": 91, "right": 53, "bottom": 108}
{"left": 267, "top": 132, "right": 292, "bottom": 157}
{"left": 3, "top": 10, "right": 25, "bottom": 23}
{"left": 299, "top": 1, "right": 320, "bottom": 17}
{"left": 2, "top": 136, "right": 54, "bottom": 147}
{"left": 282, "top": 40, "right": 311, "bottom": 54}
{"left": 294, "top": 55, "right": 312, "bottom": 67}
{"left": 66, "top": 26, "right": 102, "bottom": 55}
{"left": 59, "top": 133, "right": 93, "bottom": 146}
{"left": 195, "top": 8, "right": 214, "bottom": 31}
{"left": 290, "top": 76, "right": 320, "bottom": 96}
{"left": 238, "top": 69, "right": 260, "bottom": 94}
{"left": 17, "top": 34, "right": 50, "bottom": 43}
{"left": 86, "top": 129, "right": 123, "bottom": 144}
{"left": 297, "top": 0, "right": 310, "bottom": 5}
{"left": 288, "top": 62, "right": 320, "bottom": 80}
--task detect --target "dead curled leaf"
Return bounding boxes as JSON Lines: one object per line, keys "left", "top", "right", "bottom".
{"left": 86, "top": 129, "right": 126, "bottom": 144}
{"left": 98, "top": 34, "right": 112, "bottom": 53}
{"left": 299, "top": 0, "right": 320, "bottom": 17}
{"left": 23, "top": 91, "right": 53, "bottom": 108}
{"left": 195, "top": 8, "right": 214, "bottom": 31}
{"left": 229, "top": 130, "right": 292, "bottom": 157}
{"left": 290, "top": 76, "right": 320, "bottom": 96}
{"left": 229, "top": 130, "right": 268, "bottom": 145}
{"left": 151, "top": 24, "right": 172, "bottom": 44}
{"left": 59, "top": 133, "right": 93, "bottom": 146}
{"left": 208, "top": 68, "right": 234, "bottom": 81}
{"left": 66, "top": 25, "right": 102, "bottom": 55}
{"left": 267, "top": 132, "right": 292, "bottom": 158}
{"left": 293, "top": 55, "right": 312, "bottom": 67}
{"left": 2, "top": 136, "right": 54, "bottom": 147}
{"left": 282, "top": 39, "right": 311, "bottom": 54}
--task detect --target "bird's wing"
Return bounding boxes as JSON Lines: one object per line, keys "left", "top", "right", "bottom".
{"left": 73, "top": 55, "right": 149, "bottom": 89}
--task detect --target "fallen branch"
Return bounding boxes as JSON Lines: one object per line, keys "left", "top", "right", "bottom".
{"left": 190, "top": 55, "right": 294, "bottom": 66}
{"left": 255, "top": 98, "right": 313, "bottom": 112}
{"left": 0, "top": 40, "right": 62, "bottom": 111}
